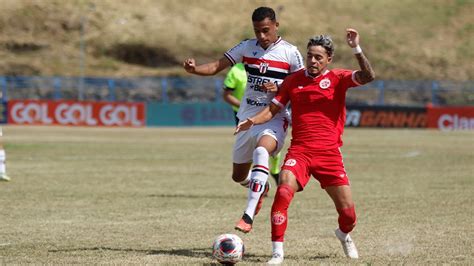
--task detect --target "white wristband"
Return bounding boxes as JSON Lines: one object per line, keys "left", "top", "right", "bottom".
{"left": 352, "top": 45, "right": 362, "bottom": 54}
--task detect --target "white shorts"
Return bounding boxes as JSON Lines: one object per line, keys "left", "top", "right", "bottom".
{"left": 233, "top": 117, "right": 289, "bottom": 164}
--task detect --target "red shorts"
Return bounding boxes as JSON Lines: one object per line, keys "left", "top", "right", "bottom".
{"left": 282, "top": 147, "right": 349, "bottom": 190}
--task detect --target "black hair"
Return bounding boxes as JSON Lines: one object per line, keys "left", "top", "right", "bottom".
{"left": 252, "top": 7, "right": 276, "bottom": 22}
{"left": 307, "top": 35, "right": 334, "bottom": 57}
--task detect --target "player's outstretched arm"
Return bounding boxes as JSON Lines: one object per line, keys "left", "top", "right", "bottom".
{"left": 234, "top": 103, "right": 281, "bottom": 134}
{"left": 346, "top": 28, "right": 375, "bottom": 85}
{"left": 183, "top": 57, "right": 232, "bottom": 76}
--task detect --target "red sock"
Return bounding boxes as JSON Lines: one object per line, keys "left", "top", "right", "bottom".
{"left": 271, "top": 184, "right": 295, "bottom": 242}
{"left": 337, "top": 205, "right": 356, "bottom": 233}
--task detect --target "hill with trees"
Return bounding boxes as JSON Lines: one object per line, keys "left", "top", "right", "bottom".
{"left": 0, "top": 0, "right": 473, "bottom": 80}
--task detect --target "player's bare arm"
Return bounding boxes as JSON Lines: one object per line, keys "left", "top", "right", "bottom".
{"left": 234, "top": 103, "right": 281, "bottom": 134}
{"left": 223, "top": 90, "right": 241, "bottom": 108}
{"left": 346, "top": 28, "right": 375, "bottom": 85}
{"left": 183, "top": 57, "right": 232, "bottom": 76}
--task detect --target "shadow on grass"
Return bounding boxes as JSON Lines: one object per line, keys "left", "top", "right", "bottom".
{"left": 147, "top": 193, "right": 245, "bottom": 199}
{"left": 48, "top": 246, "right": 270, "bottom": 262}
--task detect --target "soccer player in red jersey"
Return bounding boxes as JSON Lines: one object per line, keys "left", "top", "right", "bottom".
{"left": 235, "top": 28, "right": 375, "bottom": 263}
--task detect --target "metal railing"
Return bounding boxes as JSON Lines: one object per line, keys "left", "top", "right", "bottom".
{"left": 1, "top": 76, "right": 473, "bottom": 106}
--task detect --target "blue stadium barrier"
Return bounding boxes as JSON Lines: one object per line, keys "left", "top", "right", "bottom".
{"left": 0, "top": 76, "right": 473, "bottom": 106}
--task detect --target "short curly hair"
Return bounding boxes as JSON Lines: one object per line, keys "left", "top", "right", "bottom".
{"left": 252, "top": 7, "right": 276, "bottom": 22}
{"left": 307, "top": 35, "right": 334, "bottom": 57}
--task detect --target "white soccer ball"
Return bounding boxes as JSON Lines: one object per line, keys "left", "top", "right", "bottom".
{"left": 212, "top": 233, "right": 245, "bottom": 264}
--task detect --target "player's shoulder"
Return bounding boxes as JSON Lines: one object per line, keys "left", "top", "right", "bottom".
{"left": 230, "top": 38, "right": 254, "bottom": 51}
{"left": 284, "top": 68, "right": 306, "bottom": 83}
{"left": 277, "top": 38, "right": 299, "bottom": 50}
{"left": 329, "top": 68, "right": 354, "bottom": 78}
{"left": 291, "top": 68, "right": 306, "bottom": 77}
{"left": 241, "top": 38, "right": 257, "bottom": 47}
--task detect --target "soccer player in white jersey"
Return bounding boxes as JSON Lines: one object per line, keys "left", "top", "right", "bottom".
{"left": 183, "top": 6, "right": 304, "bottom": 233}
{"left": 0, "top": 127, "right": 10, "bottom": 181}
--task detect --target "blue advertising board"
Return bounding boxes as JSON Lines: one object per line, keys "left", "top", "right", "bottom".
{"left": 147, "top": 102, "right": 235, "bottom": 126}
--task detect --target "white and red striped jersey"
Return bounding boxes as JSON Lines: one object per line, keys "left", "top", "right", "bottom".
{"left": 224, "top": 37, "right": 304, "bottom": 121}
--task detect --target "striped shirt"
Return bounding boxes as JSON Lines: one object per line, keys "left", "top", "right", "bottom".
{"left": 224, "top": 37, "right": 304, "bottom": 121}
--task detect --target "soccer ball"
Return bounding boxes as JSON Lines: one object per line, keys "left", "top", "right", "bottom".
{"left": 212, "top": 233, "right": 245, "bottom": 264}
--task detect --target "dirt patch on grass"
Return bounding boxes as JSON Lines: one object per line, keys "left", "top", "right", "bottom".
{"left": 105, "top": 43, "right": 178, "bottom": 68}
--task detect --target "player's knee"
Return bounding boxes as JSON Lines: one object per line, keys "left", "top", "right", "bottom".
{"left": 337, "top": 205, "right": 357, "bottom": 233}
{"left": 271, "top": 184, "right": 295, "bottom": 212}
{"left": 278, "top": 170, "right": 299, "bottom": 190}
{"left": 277, "top": 184, "right": 294, "bottom": 198}
{"left": 231, "top": 173, "right": 245, "bottom": 183}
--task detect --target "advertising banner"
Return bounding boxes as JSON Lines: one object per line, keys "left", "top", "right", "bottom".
{"left": 345, "top": 105, "right": 426, "bottom": 128}
{"left": 8, "top": 100, "right": 145, "bottom": 127}
{"left": 426, "top": 106, "right": 474, "bottom": 131}
{"left": 147, "top": 102, "right": 235, "bottom": 126}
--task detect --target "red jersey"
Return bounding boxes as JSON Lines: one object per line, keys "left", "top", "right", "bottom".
{"left": 272, "top": 68, "right": 361, "bottom": 150}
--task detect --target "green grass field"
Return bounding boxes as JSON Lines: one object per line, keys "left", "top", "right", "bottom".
{"left": 0, "top": 126, "right": 472, "bottom": 264}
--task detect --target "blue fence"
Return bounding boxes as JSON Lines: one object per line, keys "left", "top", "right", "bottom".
{"left": 1, "top": 76, "right": 473, "bottom": 106}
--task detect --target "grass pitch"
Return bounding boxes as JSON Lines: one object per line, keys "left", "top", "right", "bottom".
{"left": 0, "top": 126, "right": 472, "bottom": 264}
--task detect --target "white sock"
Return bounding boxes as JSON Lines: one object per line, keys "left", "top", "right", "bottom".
{"left": 245, "top": 146, "right": 269, "bottom": 219}
{"left": 0, "top": 149, "right": 6, "bottom": 175}
{"left": 272, "top": 241, "right": 284, "bottom": 257}
{"left": 337, "top": 228, "right": 349, "bottom": 240}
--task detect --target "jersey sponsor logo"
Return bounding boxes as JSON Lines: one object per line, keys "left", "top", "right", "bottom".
{"left": 271, "top": 211, "right": 286, "bottom": 225}
{"left": 319, "top": 78, "right": 331, "bottom": 89}
{"left": 246, "top": 98, "right": 268, "bottom": 107}
{"left": 259, "top": 62, "right": 269, "bottom": 74}
{"left": 284, "top": 159, "right": 297, "bottom": 166}
{"left": 249, "top": 84, "right": 268, "bottom": 93}
{"left": 252, "top": 51, "right": 258, "bottom": 56}
{"left": 247, "top": 75, "right": 277, "bottom": 86}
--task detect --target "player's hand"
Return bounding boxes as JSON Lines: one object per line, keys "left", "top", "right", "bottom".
{"left": 234, "top": 118, "right": 255, "bottom": 135}
{"left": 261, "top": 82, "right": 278, "bottom": 93}
{"left": 183, "top": 58, "right": 196, "bottom": 73}
{"left": 346, "top": 28, "right": 359, "bottom": 48}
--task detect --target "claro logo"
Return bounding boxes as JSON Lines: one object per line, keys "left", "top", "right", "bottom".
{"left": 438, "top": 114, "right": 474, "bottom": 131}
{"left": 9, "top": 101, "right": 144, "bottom": 127}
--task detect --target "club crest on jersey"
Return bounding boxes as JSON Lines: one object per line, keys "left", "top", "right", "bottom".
{"left": 319, "top": 78, "right": 331, "bottom": 89}
{"left": 284, "top": 159, "right": 297, "bottom": 167}
{"left": 259, "top": 62, "right": 269, "bottom": 74}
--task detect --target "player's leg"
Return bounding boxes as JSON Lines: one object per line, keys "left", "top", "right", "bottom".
{"left": 325, "top": 185, "right": 358, "bottom": 259}
{"left": 269, "top": 151, "right": 282, "bottom": 184}
{"left": 235, "top": 134, "right": 276, "bottom": 233}
{"left": 267, "top": 169, "right": 300, "bottom": 264}
{"left": 314, "top": 148, "right": 358, "bottom": 258}
{"left": 232, "top": 163, "right": 252, "bottom": 187}
{"left": 232, "top": 129, "right": 255, "bottom": 187}
{"left": 0, "top": 128, "right": 9, "bottom": 182}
